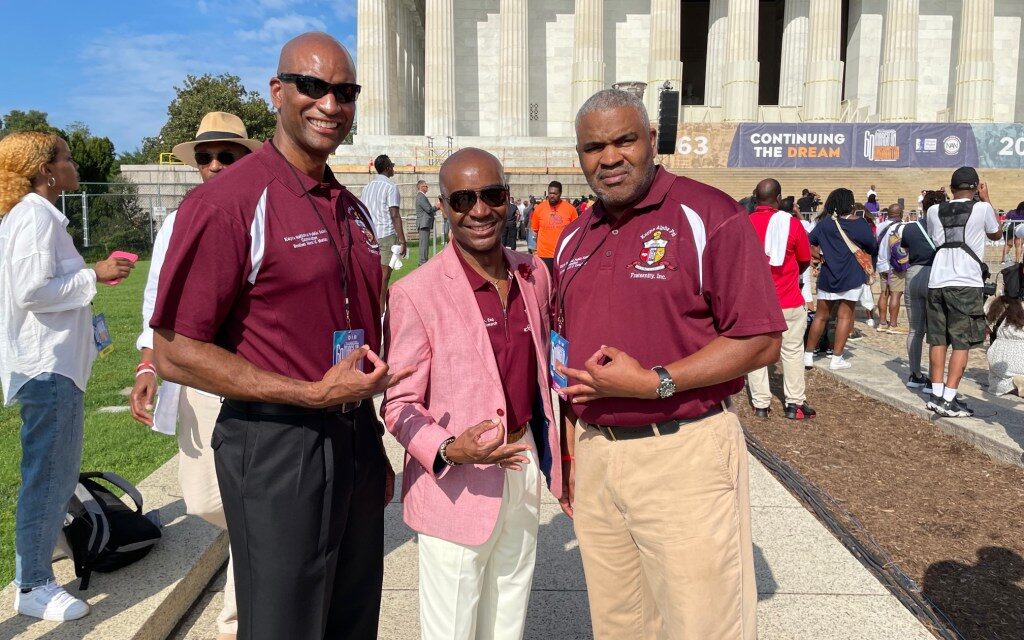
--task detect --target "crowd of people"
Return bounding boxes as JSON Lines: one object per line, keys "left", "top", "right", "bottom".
{"left": 0, "top": 29, "right": 1021, "bottom": 640}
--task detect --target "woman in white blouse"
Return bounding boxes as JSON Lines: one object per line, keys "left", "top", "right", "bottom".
{"left": 0, "top": 132, "right": 133, "bottom": 621}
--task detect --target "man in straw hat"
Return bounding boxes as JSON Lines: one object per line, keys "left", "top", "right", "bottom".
{"left": 129, "top": 111, "right": 260, "bottom": 640}
{"left": 150, "top": 33, "right": 413, "bottom": 640}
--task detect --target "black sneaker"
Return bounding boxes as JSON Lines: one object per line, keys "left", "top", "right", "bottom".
{"left": 906, "top": 374, "right": 929, "bottom": 388}
{"left": 753, "top": 407, "right": 770, "bottom": 418}
{"left": 784, "top": 403, "right": 816, "bottom": 420}
{"left": 847, "top": 330, "right": 864, "bottom": 342}
{"left": 935, "top": 398, "right": 974, "bottom": 418}
{"left": 925, "top": 394, "right": 943, "bottom": 411}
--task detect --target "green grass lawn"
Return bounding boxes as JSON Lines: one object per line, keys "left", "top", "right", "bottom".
{"left": 0, "top": 241, "right": 444, "bottom": 585}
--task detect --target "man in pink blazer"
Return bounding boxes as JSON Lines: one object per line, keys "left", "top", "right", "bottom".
{"left": 382, "top": 148, "right": 562, "bottom": 640}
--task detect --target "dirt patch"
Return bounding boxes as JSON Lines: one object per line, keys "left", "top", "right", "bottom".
{"left": 737, "top": 367, "right": 1024, "bottom": 640}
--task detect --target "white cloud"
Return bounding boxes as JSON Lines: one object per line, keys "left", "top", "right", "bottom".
{"left": 237, "top": 13, "right": 328, "bottom": 42}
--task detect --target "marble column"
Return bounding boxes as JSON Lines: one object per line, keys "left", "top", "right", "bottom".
{"left": 571, "top": 0, "right": 604, "bottom": 118}
{"left": 413, "top": 10, "right": 425, "bottom": 134}
{"left": 801, "top": 0, "right": 844, "bottom": 122}
{"left": 953, "top": 0, "right": 995, "bottom": 123}
{"left": 704, "top": 0, "right": 728, "bottom": 107}
{"left": 646, "top": 0, "right": 683, "bottom": 123}
{"left": 424, "top": 0, "right": 457, "bottom": 137}
{"left": 778, "top": 0, "right": 809, "bottom": 107}
{"left": 386, "top": 0, "right": 402, "bottom": 134}
{"left": 722, "top": 0, "right": 759, "bottom": 122}
{"left": 499, "top": 0, "right": 530, "bottom": 137}
{"left": 877, "top": 0, "right": 919, "bottom": 122}
{"left": 394, "top": 2, "right": 408, "bottom": 135}
{"left": 356, "top": 0, "right": 389, "bottom": 135}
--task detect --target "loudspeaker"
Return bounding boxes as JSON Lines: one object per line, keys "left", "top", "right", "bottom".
{"left": 656, "top": 90, "right": 680, "bottom": 154}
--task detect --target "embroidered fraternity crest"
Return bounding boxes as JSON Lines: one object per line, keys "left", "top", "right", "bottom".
{"left": 630, "top": 230, "right": 676, "bottom": 272}
{"left": 349, "top": 206, "right": 379, "bottom": 249}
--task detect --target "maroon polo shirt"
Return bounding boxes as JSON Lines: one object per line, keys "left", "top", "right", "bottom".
{"left": 151, "top": 141, "right": 383, "bottom": 384}
{"left": 455, "top": 249, "right": 536, "bottom": 429}
{"left": 553, "top": 167, "right": 786, "bottom": 426}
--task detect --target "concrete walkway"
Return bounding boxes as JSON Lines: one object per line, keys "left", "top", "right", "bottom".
{"left": 174, "top": 423, "right": 931, "bottom": 639}
{"left": 815, "top": 333, "right": 1024, "bottom": 469}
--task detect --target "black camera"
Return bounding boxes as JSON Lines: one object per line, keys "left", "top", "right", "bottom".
{"left": 983, "top": 281, "right": 997, "bottom": 297}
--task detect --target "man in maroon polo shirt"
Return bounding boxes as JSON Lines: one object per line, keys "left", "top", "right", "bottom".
{"left": 150, "top": 33, "right": 411, "bottom": 640}
{"left": 556, "top": 89, "right": 784, "bottom": 640}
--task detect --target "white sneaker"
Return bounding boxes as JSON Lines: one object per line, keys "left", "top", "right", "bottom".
{"left": 866, "top": 318, "right": 876, "bottom": 328}
{"left": 829, "top": 357, "right": 852, "bottom": 370}
{"left": 15, "top": 580, "right": 90, "bottom": 621}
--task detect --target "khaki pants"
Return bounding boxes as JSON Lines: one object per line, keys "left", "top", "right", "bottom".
{"left": 177, "top": 387, "right": 236, "bottom": 636}
{"left": 747, "top": 306, "right": 807, "bottom": 408}
{"left": 418, "top": 431, "right": 541, "bottom": 640}
{"left": 574, "top": 410, "right": 756, "bottom": 640}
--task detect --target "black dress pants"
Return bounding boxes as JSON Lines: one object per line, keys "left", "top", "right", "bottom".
{"left": 212, "top": 401, "right": 386, "bottom": 640}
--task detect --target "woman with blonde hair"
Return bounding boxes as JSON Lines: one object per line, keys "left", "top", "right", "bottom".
{"left": 0, "top": 131, "right": 133, "bottom": 621}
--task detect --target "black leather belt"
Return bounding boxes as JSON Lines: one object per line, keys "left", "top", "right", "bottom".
{"left": 585, "top": 402, "right": 727, "bottom": 442}
{"left": 223, "top": 399, "right": 361, "bottom": 417}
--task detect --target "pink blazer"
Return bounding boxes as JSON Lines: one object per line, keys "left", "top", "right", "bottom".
{"left": 381, "top": 243, "right": 562, "bottom": 546}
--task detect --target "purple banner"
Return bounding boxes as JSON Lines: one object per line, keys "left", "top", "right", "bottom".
{"left": 728, "top": 124, "right": 852, "bottom": 168}
{"left": 728, "top": 123, "right": 980, "bottom": 169}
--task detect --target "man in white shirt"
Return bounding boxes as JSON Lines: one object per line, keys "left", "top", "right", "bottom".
{"left": 361, "top": 154, "right": 408, "bottom": 310}
{"left": 866, "top": 184, "right": 877, "bottom": 201}
{"left": 924, "top": 167, "right": 1002, "bottom": 418}
{"left": 874, "top": 205, "right": 907, "bottom": 334}
{"left": 129, "top": 112, "right": 260, "bottom": 640}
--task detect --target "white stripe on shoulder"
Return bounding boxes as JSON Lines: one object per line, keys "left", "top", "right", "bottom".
{"left": 680, "top": 204, "right": 706, "bottom": 293}
{"left": 248, "top": 187, "right": 268, "bottom": 285}
{"left": 555, "top": 227, "right": 581, "bottom": 264}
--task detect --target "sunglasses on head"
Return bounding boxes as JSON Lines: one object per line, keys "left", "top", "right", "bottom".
{"left": 277, "top": 73, "right": 361, "bottom": 103}
{"left": 194, "top": 151, "right": 240, "bottom": 166}
{"left": 441, "top": 185, "right": 510, "bottom": 214}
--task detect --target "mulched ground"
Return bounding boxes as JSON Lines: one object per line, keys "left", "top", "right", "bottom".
{"left": 736, "top": 367, "right": 1024, "bottom": 640}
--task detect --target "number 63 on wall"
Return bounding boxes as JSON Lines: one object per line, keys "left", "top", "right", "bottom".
{"left": 676, "top": 135, "right": 710, "bottom": 155}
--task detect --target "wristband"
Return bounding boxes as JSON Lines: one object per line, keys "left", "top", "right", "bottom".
{"left": 439, "top": 437, "right": 458, "bottom": 467}
{"left": 135, "top": 361, "right": 154, "bottom": 372}
{"left": 561, "top": 454, "right": 574, "bottom": 462}
{"left": 135, "top": 368, "right": 156, "bottom": 378}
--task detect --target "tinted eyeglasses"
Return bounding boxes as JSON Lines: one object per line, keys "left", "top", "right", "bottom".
{"left": 194, "top": 151, "right": 240, "bottom": 166}
{"left": 441, "top": 185, "right": 510, "bottom": 214}
{"left": 277, "top": 73, "right": 361, "bottom": 103}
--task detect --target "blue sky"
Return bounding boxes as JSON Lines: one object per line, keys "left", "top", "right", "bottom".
{"left": 0, "top": 0, "right": 358, "bottom": 153}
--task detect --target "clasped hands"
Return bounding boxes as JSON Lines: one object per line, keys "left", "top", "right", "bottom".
{"left": 555, "top": 345, "right": 660, "bottom": 404}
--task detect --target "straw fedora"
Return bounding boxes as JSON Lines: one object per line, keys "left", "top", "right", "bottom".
{"left": 171, "top": 112, "right": 263, "bottom": 168}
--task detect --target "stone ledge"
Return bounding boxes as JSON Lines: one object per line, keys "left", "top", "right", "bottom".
{"left": 0, "top": 455, "right": 227, "bottom": 640}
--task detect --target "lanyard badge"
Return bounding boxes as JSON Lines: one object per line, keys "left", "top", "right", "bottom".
{"left": 550, "top": 331, "right": 569, "bottom": 399}
{"left": 92, "top": 312, "right": 114, "bottom": 358}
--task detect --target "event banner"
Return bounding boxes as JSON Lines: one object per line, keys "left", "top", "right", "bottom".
{"left": 672, "top": 122, "right": 1020, "bottom": 169}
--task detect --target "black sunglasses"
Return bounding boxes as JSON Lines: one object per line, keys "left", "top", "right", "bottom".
{"left": 194, "top": 151, "right": 240, "bottom": 166}
{"left": 278, "top": 73, "right": 361, "bottom": 103}
{"left": 441, "top": 185, "right": 510, "bottom": 214}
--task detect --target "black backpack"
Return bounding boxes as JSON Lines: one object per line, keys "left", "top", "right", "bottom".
{"left": 63, "top": 472, "right": 162, "bottom": 590}
{"left": 1000, "top": 261, "right": 1023, "bottom": 300}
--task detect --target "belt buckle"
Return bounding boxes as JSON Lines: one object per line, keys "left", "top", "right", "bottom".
{"left": 339, "top": 401, "right": 358, "bottom": 414}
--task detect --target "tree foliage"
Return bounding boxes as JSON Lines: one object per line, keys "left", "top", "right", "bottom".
{"left": 139, "top": 73, "right": 276, "bottom": 162}
{"left": 0, "top": 109, "right": 62, "bottom": 136}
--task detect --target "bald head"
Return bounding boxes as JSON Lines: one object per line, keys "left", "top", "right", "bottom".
{"left": 754, "top": 178, "right": 782, "bottom": 208}
{"left": 278, "top": 32, "right": 352, "bottom": 74}
{"left": 439, "top": 148, "right": 505, "bottom": 195}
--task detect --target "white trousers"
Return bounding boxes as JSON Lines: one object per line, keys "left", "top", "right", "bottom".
{"left": 417, "top": 431, "right": 542, "bottom": 640}
{"left": 177, "top": 386, "right": 236, "bottom": 636}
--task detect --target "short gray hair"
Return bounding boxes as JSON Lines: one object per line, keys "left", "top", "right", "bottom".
{"left": 416, "top": 179, "right": 427, "bottom": 188}
{"left": 575, "top": 89, "right": 650, "bottom": 132}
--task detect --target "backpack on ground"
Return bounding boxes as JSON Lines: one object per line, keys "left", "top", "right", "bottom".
{"left": 63, "top": 472, "right": 162, "bottom": 590}
{"left": 887, "top": 223, "right": 910, "bottom": 272}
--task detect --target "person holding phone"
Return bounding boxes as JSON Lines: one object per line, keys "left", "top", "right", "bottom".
{"left": 129, "top": 111, "right": 260, "bottom": 640}
{"left": 0, "top": 131, "right": 133, "bottom": 621}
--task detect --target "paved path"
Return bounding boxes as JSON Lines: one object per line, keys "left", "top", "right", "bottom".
{"left": 174, "top": 402, "right": 931, "bottom": 639}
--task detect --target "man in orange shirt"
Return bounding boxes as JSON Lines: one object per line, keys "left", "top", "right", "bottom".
{"left": 530, "top": 180, "right": 579, "bottom": 273}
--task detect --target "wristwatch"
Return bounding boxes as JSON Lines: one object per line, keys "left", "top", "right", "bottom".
{"left": 652, "top": 366, "right": 676, "bottom": 399}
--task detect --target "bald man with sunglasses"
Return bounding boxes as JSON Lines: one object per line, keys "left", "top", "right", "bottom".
{"left": 382, "top": 148, "right": 563, "bottom": 640}
{"left": 151, "top": 33, "right": 412, "bottom": 640}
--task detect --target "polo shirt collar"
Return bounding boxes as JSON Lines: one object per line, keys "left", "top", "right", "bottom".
{"left": 589, "top": 165, "right": 674, "bottom": 227}
{"left": 753, "top": 204, "right": 777, "bottom": 216}
{"left": 453, "top": 243, "right": 509, "bottom": 291}
{"left": 260, "top": 140, "right": 343, "bottom": 196}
